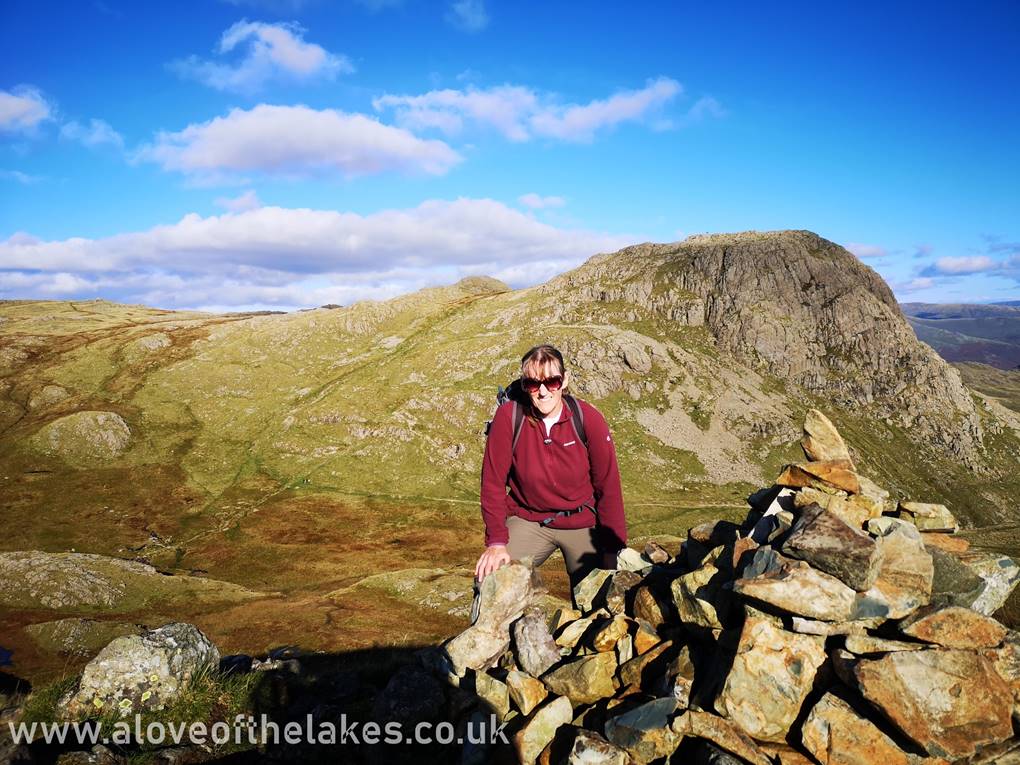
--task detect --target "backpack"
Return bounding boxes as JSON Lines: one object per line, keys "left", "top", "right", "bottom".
{"left": 484, "top": 379, "right": 588, "bottom": 452}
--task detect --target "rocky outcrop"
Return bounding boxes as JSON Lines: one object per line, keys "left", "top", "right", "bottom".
{"left": 552, "top": 231, "right": 986, "bottom": 467}
{"left": 29, "top": 410, "right": 131, "bottom": 465}
{"left": 60, "top": 623, "right": 219, "bottom": 718}
{"left": 413, "top": 411, "right": 1020, "bottom": 764}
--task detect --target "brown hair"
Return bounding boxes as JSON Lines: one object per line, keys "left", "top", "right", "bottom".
{"left": 520, "top": 344, "right": 566, "bottom": 376}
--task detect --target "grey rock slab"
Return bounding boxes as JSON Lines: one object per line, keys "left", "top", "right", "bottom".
{"left": 858, "top": 519, "right": 933, "bottom": 619}
{"left": 781, "top": 503, "right": 880, "bottom": 590}
{"left": 732, "top": 547, "right": 859, "bottom": 621}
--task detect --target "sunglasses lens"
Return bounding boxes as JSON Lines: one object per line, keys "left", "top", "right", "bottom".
{"left": 521, "top": 377, "right": 540, "bottom": 392}
{"left": 521, "top": 376, "right": 562, "bottom": 392}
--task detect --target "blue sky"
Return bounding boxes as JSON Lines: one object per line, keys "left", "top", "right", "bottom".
{"left": 1, "top": 0, "right": 1018, "bottom": 311}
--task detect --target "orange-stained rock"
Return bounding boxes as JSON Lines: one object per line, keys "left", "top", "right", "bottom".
{"left": 776, "top": 460, "right": 860, "bottom": 494}
{"left": 801, "top": 409, "right": 854, "bottom": 467}
{"left": 900, "top": 605, "right": 1007, "bottom": 649}
{"left": 673, "top": 710, "right": 772, "bottom": 765}
{"left": 801, "top": 691, "right": 912, "bottom": 765}
{"left": 852, "top": 649, "right": 1013, "bottom": 759}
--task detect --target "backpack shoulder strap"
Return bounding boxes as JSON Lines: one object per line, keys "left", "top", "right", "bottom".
{"left": 510, "top": 401, "right": 526, "bottom": 454}
{"left": 564, "top": 395, "right": 588, "bottom": 448}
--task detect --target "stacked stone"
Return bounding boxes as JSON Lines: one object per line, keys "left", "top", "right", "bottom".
{"left": 433, "top": 410, "right": 1020, "bottom": 765}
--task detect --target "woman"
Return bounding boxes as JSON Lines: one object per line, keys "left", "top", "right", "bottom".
{"left": 474, "top": 344, "right": 628, "bottom": 592}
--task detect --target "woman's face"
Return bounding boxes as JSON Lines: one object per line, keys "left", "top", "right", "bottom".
{"left": 522, "top": 360, "right": 569, "bottom": 417}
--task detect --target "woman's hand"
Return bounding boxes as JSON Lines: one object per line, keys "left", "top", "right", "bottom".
{"left": 475, "top": 545, "right": 511, "bottom": 581}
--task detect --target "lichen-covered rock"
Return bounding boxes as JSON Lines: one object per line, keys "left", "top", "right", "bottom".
{"left": 852, "top": 649, "right": 1013, "bottom": 759}
{"left": 672, "top": 558, "right": 727, "bottom": 628}
{"left": 62, "top": 623, "right": 219, "bottom": 718}
{"left": 717, "top": 617, "right": 826, "bottom": 743}
{"left": 28, "top": 383, "right": 70, "bottom": 411}
{"left": 801, "top": 692, "right": 911, "bottom": 765}
{"left": 604, "top": 697, "right": 680, "bottom": 764}
{"left": 443, "top": 562, "right": 537, "bottom": 675}
{"left": 897, "top": 501, "right": 959, "bottom": 533}
{"left": 514, "top": 695, "right": 573, "bottom": 765}
{"left": 781, "top": 504, "right": 880, "bottom": 590}
{"left": 567, "top": 729, "right": 630, "bottom": 765}
{"left": 574, "top": 569, "right": 613, "bottom": 613}
{"left": 801, "top": 409, "right": 854, "bottom": 467}
{"left": 732, "top": 547, "right": 858, "bottom": 621}
{"left": 31, "top": 410, "right": 131, "bottom": 465}
{"left": 858, "top": 519, "right": 933, "bottom": 619}
{"left": 513, "top": 607, "right": 561, "bottom": 677}
{"left": 541, "top": 652, "right": 617, "bottom": 705}
{"left": 899, "top": 605, "right": 1007, "bottom": 648}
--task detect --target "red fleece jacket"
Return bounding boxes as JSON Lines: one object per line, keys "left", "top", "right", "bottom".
{"left": 480, "top": 397, "right": 627, "bottom": 549}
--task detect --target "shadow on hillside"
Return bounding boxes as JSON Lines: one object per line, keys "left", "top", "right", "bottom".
{"left": 17, "top": 644, "right": 514, "bottom": 765}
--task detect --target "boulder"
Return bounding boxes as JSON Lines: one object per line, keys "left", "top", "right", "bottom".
{"left": 672, "top": 558, "right": 727, "bottom": 628}
{"left": 604, "top": 697, "right": 681, "bottom": 764}
{"left": 618, "top": 640, "right": 674, "bottom": 688}
{"left": 444, "top": 562, "right": 538, "bottom": 675}
{"left": 514, "top": 695, "right": 573, "bottom": 765}
{"left": 899, "top": 605, "right": 1008, "bottom": 648}
{"left": 781, "top": 504, "right": 880, "bottom": 590}
{"left": 897, "top": 501, "right": 958, "bottom": 533}
{"left": 858, "top": 519, "right": 933, "bottom": 619}
{"left": 776, "top": 460, "right": 860, "bottom": 494}
{"left": 542, "top": 652, "right": 617, "bottom": 705}
{"left": 62, "top": 623, "right": 219, "bottom": 718}
{"left": 555, "top": 610, "right": 608, "bottom": 649}
{"left": 643, "top": 541, "right": 671, "bottom": 565}
{"left": 801, "top": 691, "right": 912, "bottom": 765}
{"left": 31, "top": 410, "right": 131, "bottom": 465}
{"left": 591, "top": 614, "right": 630, "bottom": 652}
{"left": 513, "top": 607, "right": 562, "bottom": 676}
{"left": 853, "top": 649, "right": 1013, "bottom": 759}
{"left": 801, "top": 409, "right": 854, "bottom": 467}
{"left": 732, "top": 548, "right": 858, "bottom": 621}
{"left": 673, "top": 710, "right": 772, "bottom": 765}
{"left": 955, "top": 548, "right": 1020, "bottom": 615}
{"left": 474, "top": 671, "right": 510, "bottom": 720}
{"left": 717, "top": 617, "right": 826, "bottom": 743}
{"left": 574, "top": 570, "right": 613, "bottom": 613}
{"left": 567, "top": 729, "right": 630, "bottom": 765}
{"left": 507, "top": 670, "right": 548, "bottom": 716}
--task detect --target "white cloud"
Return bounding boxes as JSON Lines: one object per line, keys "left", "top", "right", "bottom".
{"left": 518, "top": 193, "right": 565, "bottom": 209}
{"left": 215, "top": 189, "right": 263, "bottom": 212}
{"left": 0, "top": 86, "right": 53, "bottom": 134}
{"left": 60, "top": 118, "right": 124, "bottom": 149}
{"left": 446, "top": 0, "right": 488, "bottom": 32}
{"left": 171, "top": 20, "right": 352, "bottom": 93}
{"left": 135, "top": 104, "right": 461, "bottom": 182}
{"left": 529, "top": 78, "right": 681, "bottom": 142}
{"left": 0, "top": 169, "right": 44, "bottom": 184}
{"left": 374, "top": 77, "right": 688, "bottom": 143}
{"left": 926, "top": 255, "right": 998, "bottom": 275}
{"left": 0, "top": 198, "right": 633, "bottom": 310}
{"left": 895, "top": 277, "right": 936, "bottom": 293}
{"left": 845, "top": 242, "right": 888, "bottom": 259}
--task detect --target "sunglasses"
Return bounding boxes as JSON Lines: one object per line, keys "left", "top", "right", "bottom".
{"left": 521, "top": 375, "right": 563, "bottom": 393}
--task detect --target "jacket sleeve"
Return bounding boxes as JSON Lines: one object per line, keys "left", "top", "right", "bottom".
{"left": 583, "top": 403, "right": 627, "bottom": 550}
{"left": 480, "top": 402, "right": 514, "bottom": 546}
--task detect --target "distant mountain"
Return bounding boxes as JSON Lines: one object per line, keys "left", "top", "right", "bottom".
{"left": 901, "top": 302, "right": 1020, "bottom": 370}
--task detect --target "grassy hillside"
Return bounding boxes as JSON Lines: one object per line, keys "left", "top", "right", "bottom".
{"left": 2, "top": 236, "right": 1018, "bottom": 683}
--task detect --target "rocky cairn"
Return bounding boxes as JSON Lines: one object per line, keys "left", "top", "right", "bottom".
{"left": 428, "top": 410, "right": 1020, "bottom": 765}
